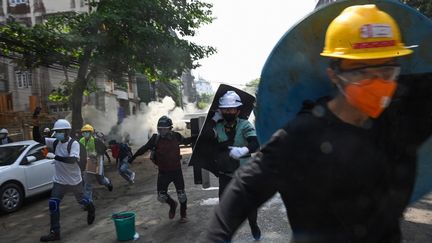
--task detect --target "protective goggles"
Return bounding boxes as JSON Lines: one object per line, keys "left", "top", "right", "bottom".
{"left": 336, "top": 65, "right": 401, "bottom": 85}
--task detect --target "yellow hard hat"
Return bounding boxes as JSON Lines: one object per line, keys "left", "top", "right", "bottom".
{"left": 81, "top": 124, "right": 94, "bottom": 133}
{"left": 321, "top": 4, "right": 413, "bottom": 60}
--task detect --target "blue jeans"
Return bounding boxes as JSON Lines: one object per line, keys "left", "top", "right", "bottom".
{"left": 118, "top": 158, "right": 133, "bottom": 183}
{"left": 83, "top": 172, "right": 111, "bottom": 201}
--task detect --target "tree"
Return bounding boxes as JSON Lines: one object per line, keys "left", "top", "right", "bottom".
{"left": 156, "top": 79, "right": 182, "bottom": 107}
{"left": 402, "top": 0, "right": 432, "bottom": 18}
{"left": 244, "top": 78, "right": 260, "bottom": 96}
{"left": 0, "top": 0, "right": 216, "bottom": 130}
{"left": 196, "top": 93, "right": 213, "bottom": 110}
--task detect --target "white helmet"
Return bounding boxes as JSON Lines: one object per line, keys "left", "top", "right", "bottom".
{"left": 43, "top": 127, "right": 50, "bottom": 133}
{"left": 0, "top": 128, "right": 8, "bottom": 134}
{"left": 52, "top": 119, "right": 72, "bottom": 130}
{"left": 218, "top": 91, "right": 243, "bottom": 108}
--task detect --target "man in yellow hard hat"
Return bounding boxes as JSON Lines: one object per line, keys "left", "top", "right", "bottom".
{"left": 204, "top": 4, "right": 414, "bottom": 242}
{"left": 80, "top": 124, "right": 113, "bottom": 203}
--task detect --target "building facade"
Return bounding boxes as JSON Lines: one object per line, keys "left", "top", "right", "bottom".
{"left": 0, "top": 0, "right": 140, "bottom": 119}
{"left": 195, "top": 77, "right": 213, "bottom": 95}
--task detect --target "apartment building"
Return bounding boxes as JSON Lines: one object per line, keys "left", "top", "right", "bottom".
{"left": 0, "top": 0, "right": 140, "bottom": 119}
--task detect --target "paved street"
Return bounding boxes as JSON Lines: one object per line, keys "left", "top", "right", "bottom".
{"left": 0, "top": 147, "right": 431, "bottom": 242}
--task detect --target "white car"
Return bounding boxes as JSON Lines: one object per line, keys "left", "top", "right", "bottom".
{"left": 0, "top": 140, "right": 54, "bottom": 213}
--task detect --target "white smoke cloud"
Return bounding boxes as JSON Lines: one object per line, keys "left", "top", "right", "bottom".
{"left": 76, "top": 96, "right": 208, "bottom": 147}
{"left": 118, "top": 96, "right": 206, "bottom": 146}
{"left": 82, "top": 105, "right": 117, "bottom": 134}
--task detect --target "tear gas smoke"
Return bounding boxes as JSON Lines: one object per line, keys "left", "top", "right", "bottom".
{"left": 121, "top": 96, "right": 201, "bottom": 146}
{"left": 79, "top": 96, "right": 207, "bottom": 147}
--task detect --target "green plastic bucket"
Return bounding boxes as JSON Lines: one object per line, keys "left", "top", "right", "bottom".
{"left": 112, "top": 211, "right": 136, "bottom": 241}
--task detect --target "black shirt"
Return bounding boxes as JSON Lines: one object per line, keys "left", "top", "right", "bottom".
{"left": 205, "top": 100, "right": 411, "bottom": 243}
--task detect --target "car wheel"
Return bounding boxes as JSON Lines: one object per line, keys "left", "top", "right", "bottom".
{"left": 0, "top": 183, "right": 24, "bottom": 213}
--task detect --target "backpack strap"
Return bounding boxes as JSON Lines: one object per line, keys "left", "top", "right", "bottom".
{"left": 53, "top": 140, "right": 59, "bottom": 152}
{"left": 67, "top": 139, "right": 75, "bottom": 154}
{"left": 52, "top": 138, "right": 75, "bottom": 155}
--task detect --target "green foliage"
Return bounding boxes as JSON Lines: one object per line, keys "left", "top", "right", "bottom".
{"left": 402, "top": 0, "right": 432, "bottom": 18}
{"left": 0, "top": 0, "right": 216, "bottom": 100}
{"left": 47, "top": 79, "right": 98, "bottom": 102}
{"left": 196, "top": 93, "right": 214, "bottom": 110}
{"left": 157, "top": 79, "right": 182, "bottom": 107}
{"left": 196, "top": 101, "right": 208, "bottom": 110}
{"left": 244, "top": 78, "right": 260, "bottom": 96}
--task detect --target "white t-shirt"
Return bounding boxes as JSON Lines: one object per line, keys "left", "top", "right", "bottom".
{"left": 46, "top": 137, "right": 82, "bottom": 185}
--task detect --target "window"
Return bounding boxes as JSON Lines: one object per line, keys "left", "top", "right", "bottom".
{"left": 50, "top": 105, "right": 57, "bottom": 112}
{"left": 0, "top": 145, "right": 28, "bottom": 166}
{"left": 15, "top": 71, "right": 32, "bottom": 88}
{"left": 0, "top": 81, "right": 6, "bottom": 92}
{"left": 22, "top": 72, "right": 27, "bottom": 87}
{"left": 9, "top": 0, "right": 28, "bottom": 6}
{"left": 27, "top": 72, "right": 32, "bottom": 87}
{"left": 26, "top": 145, "right": 45, "bottom": 161}
{"left": 16, "top": 72, "right": 23, "bottom": 88}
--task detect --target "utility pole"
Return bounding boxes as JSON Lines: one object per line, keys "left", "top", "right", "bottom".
{"left": 179, "top": 81, "right": 184, "bottom": 109}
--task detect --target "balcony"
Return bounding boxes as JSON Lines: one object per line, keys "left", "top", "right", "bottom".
{"left": 113, "top": 89, "right": 128, "bottom": 100}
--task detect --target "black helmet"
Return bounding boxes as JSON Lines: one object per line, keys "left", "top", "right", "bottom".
{"left": 157, "top": 116, "right": 173, "bottom": 128}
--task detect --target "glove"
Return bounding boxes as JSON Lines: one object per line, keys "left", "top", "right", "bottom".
{"left": 212, "top": 110, "right": 223, "bottom": 122}
{"left": 228, "top": 146, "right": 249, "bottom": 160}
{"left": 46, "top": 152, "right": 56, "bottom": 159}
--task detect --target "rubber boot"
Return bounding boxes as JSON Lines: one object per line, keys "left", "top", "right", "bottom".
{"left": 250, "top": 223, "right": 261, "bottom": 240}
{"left": 179, "top": 202, "right": 187, "bottom": 223}
{"left": 167, "top": 198, "right": 177, "bottom": 219}
{"left": 40, "top": 230, "right": 60, "bottom": 242}
{"left": 86, "top": 202, "right": 96, "bottom": 225}
{"left": 107, "top": 181, "right": 113, "bottom": 192}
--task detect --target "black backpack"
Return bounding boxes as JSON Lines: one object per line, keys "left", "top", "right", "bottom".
{"left": 95, "top": 138, "right": 108, "bottom": 155}
{"left": 53, "top": 139, "right": 87, "bottom": 171}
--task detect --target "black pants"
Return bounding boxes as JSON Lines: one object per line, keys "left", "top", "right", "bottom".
{"left": 157, "top": 169, "right": 185, "bottom": 192}
{"left": 157, "top": 169, "right": 187, "bottom": 216}
{"left": 219, "top": 173, "right": 258, "bottom": 227}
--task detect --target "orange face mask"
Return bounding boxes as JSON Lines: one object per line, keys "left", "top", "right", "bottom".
{"left": 343, "top": 78, "right": 397, "bottom": 118}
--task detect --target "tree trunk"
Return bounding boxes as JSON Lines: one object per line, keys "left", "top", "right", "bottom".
{"left": 71, "top": 48, "right": 92, "bottom": 131}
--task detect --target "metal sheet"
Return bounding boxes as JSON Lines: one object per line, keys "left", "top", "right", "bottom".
{"left": 257, "top": 0, "right": 432, "bottom": 203}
